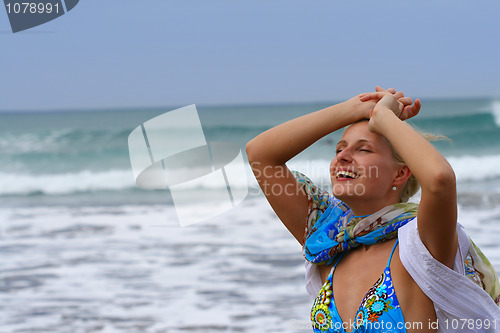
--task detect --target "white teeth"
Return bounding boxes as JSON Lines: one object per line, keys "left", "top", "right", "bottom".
{"left": 336, "top": 171, "right": 358, "bottom": 179}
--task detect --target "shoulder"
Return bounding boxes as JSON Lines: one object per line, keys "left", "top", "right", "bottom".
{"left": 292, "top": 171, "right": 331, "bottom": 204}
{"left": 291, "top": 171, "right": 333, "bottom": 237}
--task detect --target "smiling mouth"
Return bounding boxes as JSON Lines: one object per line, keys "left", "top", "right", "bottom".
{"left": 336, "top": 170, "right": 360, "bottom": 179}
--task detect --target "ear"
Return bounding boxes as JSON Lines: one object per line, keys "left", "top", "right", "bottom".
{"left": 393, "top": 165, "right": 412, "bottom": 187}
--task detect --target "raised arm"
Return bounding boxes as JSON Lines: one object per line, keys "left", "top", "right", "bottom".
{"left": 246, "top": 94, "right": 377, "bottom": 245}
{"left": 364, "top": 92, "right": 458, "bottom": 268}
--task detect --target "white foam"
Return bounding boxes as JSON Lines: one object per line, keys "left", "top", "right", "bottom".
{"left": 0, "top": 129, "right": 73, "bottom": 154}
{"left": 447, "top": 154, "right": 500, "bottom": 182}
{"left": 492, "top": 99, "right": 500, "bottom": 127}
{"left": 289, "top": 155, "right": 500, "bottom": 184}
{"left": 2, "top": 152, "right": 500, "bottom": 196}
{"left": 0, "top": 164, "right": 257, "bottom": 196}
{"left": 0, "top": 169, "right": 136, "bottom": 195}
{"left": 0, "top": 194, "right": 499, "bottom": 333}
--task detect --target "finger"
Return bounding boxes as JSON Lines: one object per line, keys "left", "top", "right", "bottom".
{"left": 360, "top": 92, "right": 375, "bottom": 101}
{"left": 375, "top": 86, "right": 387, "bottom": 92}
{"left": 406, "top": 108, "right": 420, "bottom": 120}
{"left": 387, "top": 88, "right": 396, "bottom": 94}
{"left": 398, "top": 97, "right": 413, "bottom": 106}
{"left": 401, "top": 99, "right": 421, "bottom": 120}
{"left": 414, "top": 98, "right": 422, "bottom": 113}
{"left": 359, "top": 92, "right": 384, "bottom": 101}
{"left": 393, "top": 91, "right": 404, "bottom": 99}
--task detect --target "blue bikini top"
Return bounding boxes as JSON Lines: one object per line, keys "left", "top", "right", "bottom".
{"left": 311, "top": 240, "right": 406, "bottom": 333}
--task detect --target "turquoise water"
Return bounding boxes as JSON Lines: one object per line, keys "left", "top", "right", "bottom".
{"left": 1, "top": 97, "right": 500, "bottom": 204}
{"left": 1, "top": 98, "right": 500, "bottom": 332}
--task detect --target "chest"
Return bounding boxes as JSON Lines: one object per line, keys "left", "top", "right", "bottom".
{"left": 312, "top": 243, "right": 437, "bottom": 332}
{"left": 318, "top": 243, "right": 394, "bottom": 288}
{"left": 316, "top": 243, "right": 400, "bottom": 327}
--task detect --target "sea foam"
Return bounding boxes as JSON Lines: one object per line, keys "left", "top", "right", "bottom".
{"left": 2, "top": 153, "right": 500, "bottom": 196}
{"left": 492, "top": 99, "right": 500, "bottom": 127}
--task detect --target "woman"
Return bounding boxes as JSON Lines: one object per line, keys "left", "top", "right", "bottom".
{"left": 246, "top": 87, "right": 500, "bottom": 333}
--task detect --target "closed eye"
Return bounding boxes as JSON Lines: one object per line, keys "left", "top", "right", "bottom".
{"left": 335, "top": 146, "right": 345, "bottom": 154}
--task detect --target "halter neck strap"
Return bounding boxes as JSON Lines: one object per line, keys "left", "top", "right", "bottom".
{"left": 387, "top": 239, "right": 399, "bottom": 267}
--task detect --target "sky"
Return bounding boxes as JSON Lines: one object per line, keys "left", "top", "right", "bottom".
{"left": 1, "top": 0, "right": 500, "bottom": 112}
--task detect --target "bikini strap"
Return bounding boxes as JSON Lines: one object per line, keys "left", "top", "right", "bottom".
{"left": 333, "top": 252, "right": 345, "bottom": 268}
{"left": 386, "top": 239, "right": 399, "bottom": 267}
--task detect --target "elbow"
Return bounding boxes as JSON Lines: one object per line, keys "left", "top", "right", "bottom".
{"left": 246, "top": 139, "right": 265, "bottom": 166}
{"left": 426, "top": 166, "right": 456, "bottom": 194}
{"left": 246, "top": 139, "right": 281, "bottom": 169}
{"left": 245, "top": 140, "right": 257, "bottom": 163}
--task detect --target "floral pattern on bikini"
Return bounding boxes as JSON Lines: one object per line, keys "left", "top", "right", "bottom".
{"left": 353, "top": 268, "right": 398, "bottom": 329}
{"left": 311, "top": 279, "right": 333, "bottom": 331}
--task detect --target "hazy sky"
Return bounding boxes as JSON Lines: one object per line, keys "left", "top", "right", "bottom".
{"left": 1, "top": 0, "right": 499, "bottom": 111}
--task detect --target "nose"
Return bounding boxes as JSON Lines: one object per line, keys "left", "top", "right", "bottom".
{"left": 336, "top": 148, "right": 353, "bottom": 163}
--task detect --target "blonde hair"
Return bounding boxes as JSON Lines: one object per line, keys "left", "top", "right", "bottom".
{"left": 346, "top": 120, "right": 450, "bottom": 202}
{"left": 390, "top": 131, "right": 449, "bottom": 202}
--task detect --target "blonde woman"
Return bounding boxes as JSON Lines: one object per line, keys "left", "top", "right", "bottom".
{"left": 246, "top": 87, "right": 500, "bottom": 333}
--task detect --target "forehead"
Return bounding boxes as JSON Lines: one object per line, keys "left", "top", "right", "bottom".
{"left": 339, "top": 122, "right": 389, "bottom": 148}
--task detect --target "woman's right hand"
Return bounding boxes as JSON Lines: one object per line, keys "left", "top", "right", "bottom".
{"left": 359, "top": 86, "right": 421, "bottom": 121}
{"left": 343, "top": 93, "right": 378, "bottom": 121}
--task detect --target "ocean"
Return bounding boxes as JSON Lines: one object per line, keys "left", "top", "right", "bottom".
{"left": 1, "top": 98, "right": 500, "bottom": 332}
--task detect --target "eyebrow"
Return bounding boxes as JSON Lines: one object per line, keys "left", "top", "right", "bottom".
{"left": 336, "top": 139, "right": 371, "bottom": 146}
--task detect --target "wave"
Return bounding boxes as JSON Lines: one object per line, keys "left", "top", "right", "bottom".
{"left": 2, "top": 153, "right": 500, "bottom": 197}
{"left": 447, "top": 154, "right": 500, "bottom": 182}
{"left": 288, "top": 155, "right": 500, "bottom": 185}
{"left": 2, "top": 103, "right": 499, "bottom": 159}
{"left": 0, "top": 170, "right": 137, "bottom": 196}
{"left": 492, "top": 100, "right": 500, "bottom": 127}
{"left": 0, "top": 128, "right": 132, "bottom": 154}
{"left": 0, "top": 164, "right": 254, "bottom": 196}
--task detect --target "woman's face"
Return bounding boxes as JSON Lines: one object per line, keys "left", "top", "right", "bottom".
{"left": 330, "top": 121, "right": 400, "bottom": 204}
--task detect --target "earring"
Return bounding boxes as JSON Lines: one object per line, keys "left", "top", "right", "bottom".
{"left": 392, "top": 186, "right": 396, "bottom": 191}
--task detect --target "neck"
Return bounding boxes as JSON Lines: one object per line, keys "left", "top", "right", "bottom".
{"left": 360, "top": 237, "right": 397, "bottom": 252}
{"left": 343, "top": 197, "right": 400, "bottom": 217}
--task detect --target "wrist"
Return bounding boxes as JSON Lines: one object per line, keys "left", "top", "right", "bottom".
{"left": 342, "top": 96, "right": 371, "bottom": 122}
{"left": 369, "top": 107, "right": 399, "bottom": 134}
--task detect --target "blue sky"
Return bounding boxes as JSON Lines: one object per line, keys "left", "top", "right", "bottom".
{"left": 1, "top": 0, "right": 499, "bottom": 111}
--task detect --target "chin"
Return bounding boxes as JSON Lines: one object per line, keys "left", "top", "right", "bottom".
{"left": 331, "top": 182, "right": 366, "bottom": 201}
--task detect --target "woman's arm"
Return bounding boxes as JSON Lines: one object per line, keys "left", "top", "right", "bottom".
{"left": 366, "top": 93, "right": 458, "bottom": 268}
{"left": 246, "top": 95, "right": 377, "bottom": 245}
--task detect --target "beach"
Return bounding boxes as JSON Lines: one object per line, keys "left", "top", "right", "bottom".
{"left": 1, "top": 98, "right": 500, "bottom": 332}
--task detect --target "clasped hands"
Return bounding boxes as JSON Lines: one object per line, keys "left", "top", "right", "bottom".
{"left": 355, "top": 86, "right": 421, "bottom": 133}
{"left": 361, "top": 86, "right": 421, "bottom": 121}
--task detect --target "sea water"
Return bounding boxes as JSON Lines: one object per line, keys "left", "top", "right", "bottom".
{"left": 1, "top": 98, "right": 500, "bottom": 332}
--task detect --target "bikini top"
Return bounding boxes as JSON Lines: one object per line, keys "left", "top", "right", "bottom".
{"left": 310, "top": 240, "right": 406, "bottom": 333}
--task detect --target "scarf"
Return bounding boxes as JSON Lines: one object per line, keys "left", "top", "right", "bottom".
{"left": 304, "top": 198, "right": 418, "bottom": 265}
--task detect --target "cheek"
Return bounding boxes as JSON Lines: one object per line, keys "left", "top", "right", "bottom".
{"left": 329, "top": 159, "right": 337, "bottom": 175}
{"left": 365, "top": 158, "right": 396, "bottom": 181}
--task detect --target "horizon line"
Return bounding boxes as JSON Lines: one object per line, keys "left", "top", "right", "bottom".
{"left": 0, "top": 95, "right": 496, "bottom": 115}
